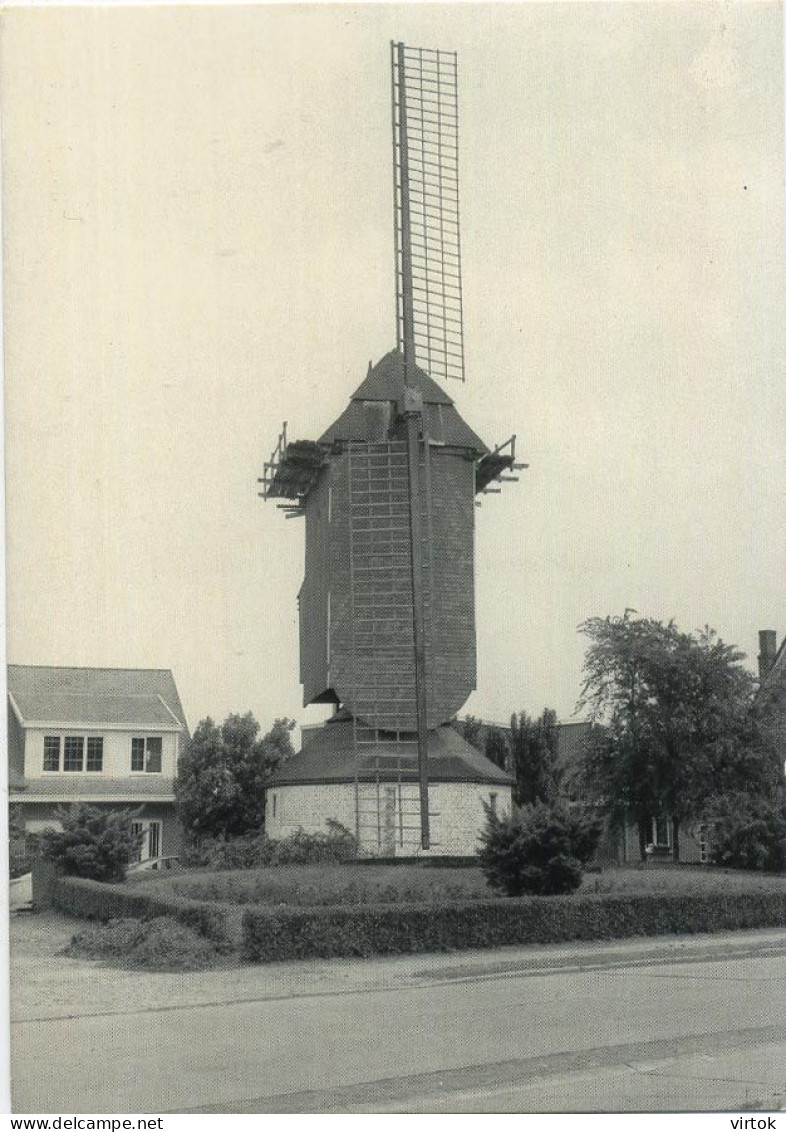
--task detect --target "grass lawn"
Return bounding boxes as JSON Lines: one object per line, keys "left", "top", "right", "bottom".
{"left": 130, "top": 862, "right": 786, "bottom": 909}
{"left": 131, "top": 864, "right": 494, "bottom": 906}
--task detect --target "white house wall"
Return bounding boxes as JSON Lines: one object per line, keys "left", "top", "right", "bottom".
{"left": 23, "top": 727, "right": 179, "bottom": 780}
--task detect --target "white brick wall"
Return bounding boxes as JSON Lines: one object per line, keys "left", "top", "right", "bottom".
{"left": 266, "top": 780, "right": 512, "bottom": 857}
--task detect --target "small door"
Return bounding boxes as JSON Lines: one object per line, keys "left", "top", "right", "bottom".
{"left": 382, "top": 787, "right": 397, "bottom": 856}
{"left": 131, "top": 819, "right": 163, "bottom": 862}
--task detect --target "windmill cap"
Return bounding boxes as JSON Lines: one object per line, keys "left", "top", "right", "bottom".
{"left": 350, "top": 349, "right": 455, "bottom": 406}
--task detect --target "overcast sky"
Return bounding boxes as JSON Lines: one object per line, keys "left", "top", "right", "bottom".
{"left": 3, "top": 2, "right": 784, "bottom": 738}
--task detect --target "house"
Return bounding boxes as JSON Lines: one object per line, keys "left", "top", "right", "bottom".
{"left": 7, "top": 665, "right": 189, "bottom": 862}
{"left": 461, "top": 716, "right": 708, "bottom": 865}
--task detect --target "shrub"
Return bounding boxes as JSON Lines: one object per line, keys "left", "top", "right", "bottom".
{"left": 242, "top": 889, "right": 786, "bottom": 963}
{"left": 268, "top": 821, "right": 356, "bottom": 865}
{"left": 705, "top": 793, "right": 786, "bottom": 872}
{"left": 52, "top": 875, "right": 230, "bottom": 944}
{"left": 477, "top": 801, "right": 591, "bottom": 896}
{"left": 39, "top": 804, "right": 143, "bottom": 882}
{"left": 182, "top": 832, "right": 269, "bottom": 870}
{"left": 184, "top": 821, "right": 357, "bottom": 870}
{"left": 66, "top": 916, "right": 220, "bottom": 970}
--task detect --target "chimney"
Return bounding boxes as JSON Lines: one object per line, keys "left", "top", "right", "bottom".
{"left": 758, "top": 630, "right": 777, "bottom": 679}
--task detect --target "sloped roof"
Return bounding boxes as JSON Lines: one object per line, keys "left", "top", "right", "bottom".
{"left": 11, "top": 776, "right": 175, "bottom": 802}
{"left": 11, "top": 692, "right": 180, "bottom": 730}
{"left": 8, "top": 666, "right": 188, "bottom": 728}
{"left": 268, "top": 718, "right": 513, "bottom": 787}
{"left": 351, "top": 349, "right": 455, "bottom": 405}
{"left": 318, "top": 349, "right": 489, "bottom": 455}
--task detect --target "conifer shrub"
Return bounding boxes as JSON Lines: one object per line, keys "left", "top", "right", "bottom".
{"left": 39, "top": 804, "right": 143, "bottom": 883}
{"left": 477, "top": 801, "right": 596, "bottom": 897}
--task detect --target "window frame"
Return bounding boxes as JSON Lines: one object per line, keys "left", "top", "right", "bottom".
{"left": 63, "top": 736, "right": 85, "bottom": 773}
{"left": 86, "top": 736, "right": 104, "bottom": 773}
{"left": 43, "top": 733, "right": 106, "bottom": 775}
{"left": 130, "top": 735, "right": 164, "bottom": 775}
{"left": 43, "top": 735, "right": 61, "bottom": 773}
{"left": 650, "top": 816, "right": 672, "bottom": 848}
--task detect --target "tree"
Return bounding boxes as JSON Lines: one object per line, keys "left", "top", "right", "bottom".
{"left": 175, "top": 713, "right": 295, "bottom": 840}
{"left": 704, "top": 792, "right": 786, "bottom": 872}
{"left": 454, "top": 715, "right": 484, "bottom": 750}
{"left": 484, "top": 726, "right": 510, "bottom": 771}
{"left": 509, "top": 709, "right": 560, "bottom": 806}
{"left": 578, "top": 612, "right": 773, "bottom": 861}
{"left": 40, "top": 804, "right": 143, "bottom": 882}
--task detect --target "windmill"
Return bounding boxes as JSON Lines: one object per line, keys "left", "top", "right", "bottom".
{"left": 260, "top": 43, "right": 523, "bottom": 855}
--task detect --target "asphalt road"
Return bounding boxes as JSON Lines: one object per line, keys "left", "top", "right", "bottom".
{"left": 10, "top": 918, "right": 786, "bottom": 1113}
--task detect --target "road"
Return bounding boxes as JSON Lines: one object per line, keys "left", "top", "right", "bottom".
{"left": 10, "top": 916, "right": 786, "bottom": 1113}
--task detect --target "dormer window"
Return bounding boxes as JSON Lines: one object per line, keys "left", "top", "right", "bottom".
{"left": 131, "top": 736, "right": 162, "bottom": 773}
{"left": 44, "top": 735, "right": 103, "bottom": 773}
{"left": 43, "top": 736, "right": 60, "bottom": 772}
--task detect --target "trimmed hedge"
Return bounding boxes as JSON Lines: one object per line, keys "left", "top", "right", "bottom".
{"left": 53, "top": 875, "right": 229, "bottom": 944}
{"left": 242, "top": 890, "right": 786, "bottom": 963}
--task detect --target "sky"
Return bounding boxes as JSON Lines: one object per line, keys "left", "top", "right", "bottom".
{"left": 2, "top": 2, "right": 784, "bottom": 739}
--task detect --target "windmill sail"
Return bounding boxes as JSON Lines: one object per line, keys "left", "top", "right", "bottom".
{"left": 392, "top": 42, "right": 464, "bottom": 384}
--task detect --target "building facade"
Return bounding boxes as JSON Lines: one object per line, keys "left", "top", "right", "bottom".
{"left": 8, "top": 665, "right": 189, "bottom": 861}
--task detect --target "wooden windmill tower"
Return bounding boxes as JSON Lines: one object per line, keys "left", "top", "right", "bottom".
{"left": 261, "top": 44, "right": 522, "bottom": 855}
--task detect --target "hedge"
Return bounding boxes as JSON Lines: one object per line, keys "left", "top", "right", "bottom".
{"left": 53, "top": 875, "right": 230, "bottom": 944}
{"left": 242, "top": 890, "right": 786, "bottom": 963}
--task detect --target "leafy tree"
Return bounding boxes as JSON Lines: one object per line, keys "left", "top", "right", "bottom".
{"left": 175, "top": 713, "right": 295, "bottom": 840}
{"left": 509, "top": 708, "right": 560, "bottom": 806}
{"left": 40, "top": 804, "right": 143, "bottom": 882}
{"left": 478, "top": 800, "right": 588, "bottom": 896}
{"left": 704, "top": 793, "right": 786, "bottom": 872}
{"left": 578, "top": 612, "right": 773, "bottom": 861}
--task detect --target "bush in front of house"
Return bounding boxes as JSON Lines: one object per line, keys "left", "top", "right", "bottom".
{"left": 66, "top": 916, "right": 221, "bottom": 970}
{"left": 183, "top": 820, "right": 357, "bottom": 870}
{"left": 242, "top": 889, "right": 786, "bottom": 963}
{"left": 705, "top": 793, "right": 786, "bottom": 873}
{"left": 268, "top": 821, "right": 357, "bottom": 865}
{"left": 477, "top": 800, "right": 597, "bottom": 897}
{"left": 39, "top": 804, "right": 143, "bottom": 882}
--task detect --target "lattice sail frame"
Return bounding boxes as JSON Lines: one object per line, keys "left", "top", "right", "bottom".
{"left": 392, "top": 42, "right": 465, "bottom": 384}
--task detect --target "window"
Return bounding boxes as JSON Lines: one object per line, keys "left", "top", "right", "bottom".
{"left": 43, "top": 736, "right": 61, "bottom": 772}
{"left": 271, "top": 793, "right": 277, "bottom": 820}
{"left": 131, "top": 738, "right": 145, "bottom": 772}
{"left": 651, "top": 816, "right": 671, "bottom": 847}
{"left": 489, "top": 792, "right": 498, "bottom": 815}
{"left": 86, "top": 737, "right": 103, "bottom": 772}
{"left": 131, "top": 736, "right": 163, "bottom": 773}
{"left": 63, "top": 736, "right": 84, "bottom": 772}
{"left": 697, "top": 823, "right": 709, "bottom": 865}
